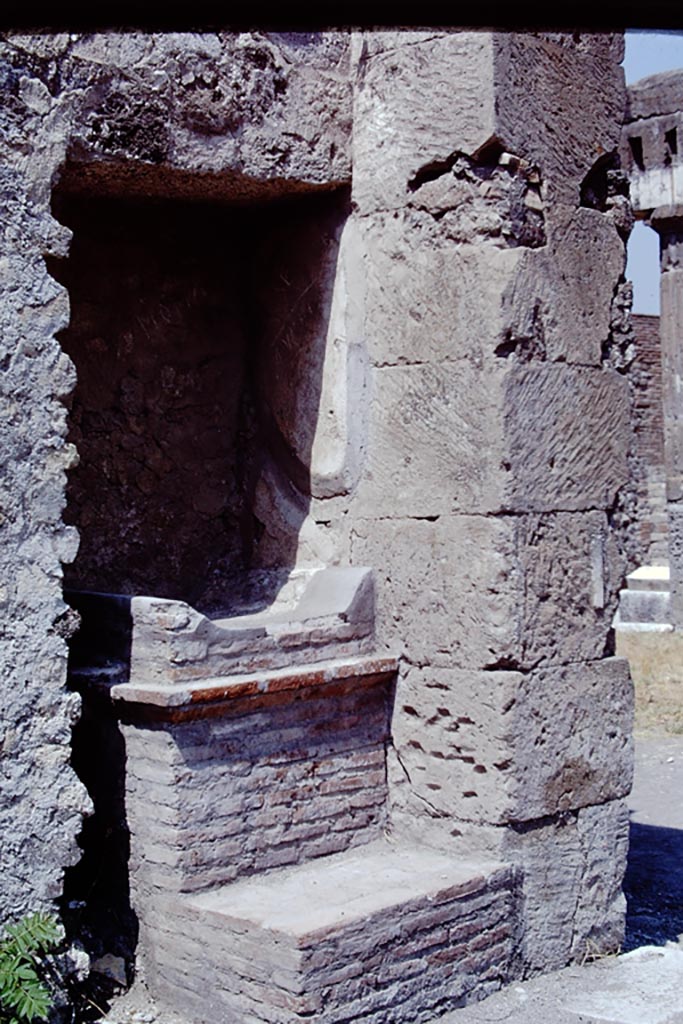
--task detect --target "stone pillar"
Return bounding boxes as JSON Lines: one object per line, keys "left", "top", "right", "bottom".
{"left": 343, "top": 30, "right": 634, "bottom": 973}
{"left": 651, "top": 205, "right": 683, "bottom": 627}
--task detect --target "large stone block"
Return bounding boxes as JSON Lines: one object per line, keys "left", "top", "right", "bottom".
{"left": 361, "top": 211, "right": 521, "bottom": 366}
{"left": 351, "top": 510, "right": 623, "bottom": 670}
{"left": 390, "top": 658, "right": 633, "bottom": 827}
{"left": 351, "top": 361, "right": 629, "bottom": 519}
{"left": 352, "top": 32, "right": 497, "bottom": 215}
{"left": 503, "top": 364, "right": 630, "bottom": 512}
{"left": 351, "top": 361, "right": 509, "bottom": 518}
{"left": 514, "top": 510, "right": 626, "bottom": 667}
{"left": 64, "top": 32, "right": 352, "bottom": 198}
{"left": 350, "top": 515, "right": 519, "bottom": 668}
{"left": 503, "top": 208, "right": 625, "bottom": 367}
{"left": 505, "top": 798, "right": 629, "bottom": 973}
{"left": 493, "top": 34, "right": 625, "bottom": 204}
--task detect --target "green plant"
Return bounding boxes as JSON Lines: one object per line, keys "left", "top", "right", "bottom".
{"left": 0, "top": 913, "right": 63, "bottom": 1024}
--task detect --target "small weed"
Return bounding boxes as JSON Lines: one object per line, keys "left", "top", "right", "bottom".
{"left": 0, "top": 913, "right": 63, "bottom": 1024}
{"left": 580, "top": 937, "right": 622, "bottom": 966}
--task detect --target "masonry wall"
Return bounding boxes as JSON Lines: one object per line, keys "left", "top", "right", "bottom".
{"left": 0, "top": 29, "right": 353, "bottom": 921}
{"left": 631, "top": 313, "right": 668, "bottom": 562}
{"left": 0, "top": 27, "right": 635, "bottom": 994}
{"left": 122, "top": 677, "right": 391, "bottom": 899}
{"left": 293, "top": 31, "right": 636, "bottom": 972}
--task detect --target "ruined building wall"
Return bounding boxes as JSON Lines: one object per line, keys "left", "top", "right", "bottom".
{"left": 0, "top": 28, "right": 634, "bottom": 990}
{"left": 0, "top": 29, "right": 353, "bottom": 920}
{"left": 630, "top": 313, "right": 668, "bottom": 563}
{"left": 295, "top": 31, "right": 634, "bottom": 973}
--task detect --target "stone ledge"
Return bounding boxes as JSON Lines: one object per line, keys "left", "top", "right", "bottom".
{"left": 184, "top": 839, "right": 509, "bottom": 938}
{"left": 108, "top": 655, "right": 398, "bottom": 721}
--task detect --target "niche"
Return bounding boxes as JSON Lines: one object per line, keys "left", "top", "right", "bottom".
{"left": 54, "top": 175, "right": 351, "bottom": 985}
{"left": 51, "top": 182, "right": 349, "bottom": 616}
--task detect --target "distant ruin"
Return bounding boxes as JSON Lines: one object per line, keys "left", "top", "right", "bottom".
{"left": 617, "top": 69, "right": 683, "bottom": 727}
{"left": 1, "top": 30, "right": 637, "bottom": 1021}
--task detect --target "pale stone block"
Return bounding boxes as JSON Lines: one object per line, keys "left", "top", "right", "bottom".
{"left": 352, "top": 32, "right": 497, "bottom": 214}
{"left": 352, "top": 510, "right": 622, "bottom": 670}
{"left": 514, "top": 510, "right": 626, "bottom": 667}
{"left": 505, "top": 798, "right": 629, "bottom": 973}
{"left": 667, "top": 501, "right": 683, "bottom": 628}
{"left": 352, "top": 362, "right": 509, "bottom": 518}
{"left": 391, "top": 658, "right": 633, "bottom": 827}
{"left": 361, "top": 212, "right": 522, "bottom": 365}
{"left": 352, "top": 362, "right": 629, "bottom": 519}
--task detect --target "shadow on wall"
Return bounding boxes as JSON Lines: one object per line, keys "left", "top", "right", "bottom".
{"left": 623, "top": 820, "right": 683, "bottom": 950}
{"left": 50, "top": 174, "right": 350, "bottom": 984}
{"left": 49, "top": 181, "right": 349, "bottom": 615}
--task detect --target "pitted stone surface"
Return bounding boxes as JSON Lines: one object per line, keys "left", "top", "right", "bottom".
{"left": 391, "top": 658, "right": 633, "bottom": 827}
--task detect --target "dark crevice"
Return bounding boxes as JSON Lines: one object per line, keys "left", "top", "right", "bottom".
{"left": 482, "top": 656, "right": 522, "bottom": 672}
{"left": 580, "top": 150, "right": 632, "bottom": 225}
{"left": 494, "top": 305, "right": 546, "bottom": 363}
{"left": 408, "top": 151, "right": 461, "bottom": 192}
{"left": 629, "top": 135, "right": 645, "bottom": 172}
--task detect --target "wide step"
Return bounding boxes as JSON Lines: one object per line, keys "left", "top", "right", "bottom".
{"left": 153, "top": 840, "right": 516, "bottom": 1024}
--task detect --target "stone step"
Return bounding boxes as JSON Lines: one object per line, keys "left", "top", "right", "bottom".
{"left": 618, "top": 587, "right": 671, "bottom": 624}
{"left": 148, "top": 840, "right": 515, "bottom": 1024}
{"left": 625, "top": 565, "right": 670, "bottom": 591}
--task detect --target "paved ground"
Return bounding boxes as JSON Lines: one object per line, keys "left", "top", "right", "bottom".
{"left": 444, "top": 731, "right": 683, "bottom": 1023}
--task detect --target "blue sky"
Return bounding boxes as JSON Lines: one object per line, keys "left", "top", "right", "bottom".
{"left": 624, "top": 31, "right": 683, "bottom": 314}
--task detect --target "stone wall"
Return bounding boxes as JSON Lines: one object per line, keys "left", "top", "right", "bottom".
{"left": 0, "top": 26, "right": 635, "bottom": 1006}
{"left": 0, "top": 28, "right": 352, "bottom": 920}
{"left": 631, "top": 313, "right": 668, "bottom": 563}
{"left": 335, "top": 31, "right": 634, "bottom": 972}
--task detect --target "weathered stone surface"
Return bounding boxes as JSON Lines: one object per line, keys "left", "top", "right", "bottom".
{"left": 626, "top": 68, "right": 683, "bottom": 122}
{"left": 352, "top": 32, "right": 498, "bottom": 216}
{"left": 361, "top": 212, "right": 521, "bottom": 366}
{"left": 351, "top": 361, "right": 509, "bottom": 518}
{"left": 351, "top": 361, "right": 629, "bottom": 520}
{"left": 514, "top": 510, "right": 626, "bottom": 667}
{"left": 350, "top": 515, "right": 518, "bottom": 669}
{"left": 493, "top": 33, "right": 626, "bottom": 205}
{"left": 391, "top": 658, "right": 633, "bottom": 827}
{"left": 351, "top": 511, "right": 624, "bottom": 671}
{"left": 0, "top": 159, "right": 90, "bottom": 916}
{"left": 503, "top": 208, "right": 625, "bottom": 366}
{"left": 61, "top": 32, "right": 352, "bottom": 200}
{"left": 506, "top": 798, "right": 630, "bottom": 972}
{"left": 503, "top": 364, "right": 630, "bottom": 513}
